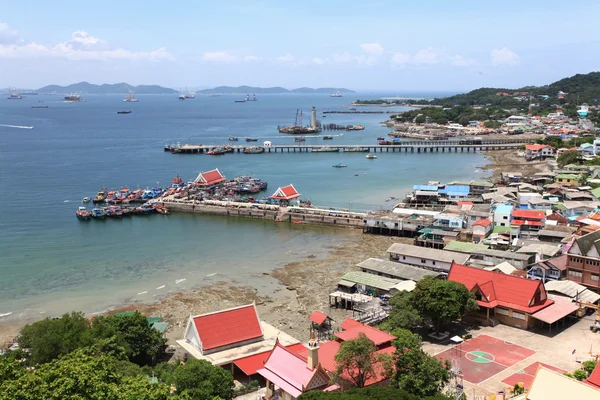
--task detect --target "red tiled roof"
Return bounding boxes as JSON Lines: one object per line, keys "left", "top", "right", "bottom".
{"left": 511, "top": 219, "right": 543, "bottom": 227}
{"left": 335, "top": 324, "right": 396, "bottom": 346}
{"left": 512, "top": 209, "right": 545, "bottom": 220}
{"left": 472, "top": 219, "right": 492, "bottom": 227}
{"left": 526, "top": 144, "right": 554, "bottom": 151}
{"left": 309, "top": 311, "right": 329, "bottom": 325}
{"left": 192, "top": 304, "right": 263, "bottom": 351}
{"left": 269, "top": 184, "right": 301, "bottom": 200}
{"left": 448, "top": 263, "right": 553, "bottom": 314}
{"left": 194, "top": 168, "right": 226, "bottom": 186}
{"left": 340, "top": 318, "right": 364, "bottom": 331}
{"left": 233, "top": 343, "right": 306, "bottom": 376}
{"left": 585, "top": 363, "right": 600, "bottom": 388}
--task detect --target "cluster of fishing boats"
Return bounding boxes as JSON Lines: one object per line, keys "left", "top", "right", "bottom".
{"left": 76, "top": 204, "right": 169, "bottom": 221}
{"left": 91, "top": 187, "right": 164, "bottom": 204}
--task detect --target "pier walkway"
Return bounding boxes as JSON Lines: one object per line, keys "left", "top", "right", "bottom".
{"left": 167, "top": 138, "right": 531, "bottom": 154}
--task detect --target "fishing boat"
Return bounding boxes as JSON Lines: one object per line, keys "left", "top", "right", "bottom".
{"left": 206, "top": 147, "right": 226, "bottom": 155}
{"left": 245, "top": 94, "right": 258, "bottom": 101}
{"left": 377, "top": 137, "right": 385, "bottom": 141}
{"left": 333, "top": 163, "right": 347, "bottom": 168}
{"left": 234, "top": 98, "right": 246, "bottom": 103}
{"left": 178, "top": 93, "right": 186, "bottom": 100}
{"left": 330, "top": 91, "right": 342, "bottom": 97}
{"left": 243, "top": 146, "right": 265, "bottom": 154}
{"left": 93, "top": 188, "right": 108, "bottom": 203}
{"left": 91, "top": 208, "right": 106, "bottom": 219}
{"left": 76, "top": 206, "right": 92, "bottom": 221}
{"left": 64, "top": 93, "right": 81, "bottom": 102}
{"left": 154, "top": 205, "right": 170, "bottom": 215}
{"left": 117, "top": 110, "right": 132, "bottom": 114}
{"left": 294, "top": 136, "right": 306, "bottom": 142}
{"left": 123, "top": 91, "right": 138, "bottom": 102}
{"left": 312, "top": 147, "right": 340, "bottom": 153}
{"left": 172, "top": 174, "right": 183, "bottom": 186}
{"left": 345, "top": 147, "right": 369, "bottom": 152}
{"left": 366, "top": 153, "right": 377, "bottom": 159}
{"left": 347, "top": 125, "right": 365, "bottom": 131}
{"left": 7, "top": 88, "right": 22, "bottom": 100}
{"left": 105, "top": 206, "right": 123, "bottom": 218}
{"left": 323, "top": 136, "right": 334, "bottom": 140}
{"left": 229, "top": 136, "right": 239, "bottom": 141}
{"left": 246, "top": 138, "right": 258, "bottom": 142}
{"left": 82, "top": 197, "right": 91, "bottom": 203}
{"left": 184, "top": 89, "right": 195, "bottom": 99}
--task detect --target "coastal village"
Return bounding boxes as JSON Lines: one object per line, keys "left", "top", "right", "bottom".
{"left": 6, "top": 80, "right": 600, "bottom": 400}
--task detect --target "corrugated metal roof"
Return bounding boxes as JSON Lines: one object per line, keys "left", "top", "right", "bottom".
{"left": 470, "top": 248, "right": 533, "bottom": 261}
{"left": 339, "top": 271, "right": 400, "bottom": 291}
{"left": 413, "top": 185, "right": 439, "bottom": 191}
{"left": 444, "top": 241, "right": 489, "bottom": 253}
{"left": 545, "top": 280, "right": 600, "bottom": 304}
{"left": 357, "top": 258, "right": 441, "bottom": 281}
{"left": 387, "top": 243, "right": 470, "bottom": 264}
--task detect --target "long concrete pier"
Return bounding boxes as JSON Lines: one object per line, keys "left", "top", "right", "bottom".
{"left": 166, "top": 138, "right": 531, "bottom": 154}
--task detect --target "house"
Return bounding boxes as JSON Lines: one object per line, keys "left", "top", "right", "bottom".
{"left": 468, "top": 248, "right": 534, "bottom": 270}
{"left": 179, "top": 303, "right": 299, "bottom": 366}
{"left": 438, "top": 185, "right": 471, "bottom": 202}
{"left": 269, "top": 184, "right": 301, "bottom": 202}
{"left": 448, "top": 263, "right": 554, "bottom": 330}
{"left": 537, "top": 227, "right": 572, "bottom": 242}
{"left": 517, "top": 366, "right": 600, "bottom": 400}
{"left": 516, "top": 243, "right": 562, "bottom": 260}
{"left": 493, "top": 204, "right": 514, "bottom": 228}
{"left": 506, "top": 115, "right": 528, "bottom": 124}
{"left": 387, "top": 242, "right": 470, "bottom": 273}
{"left": 432, "top": 212, "right": 465, "bottom": 229}
{"left": 484, "top": 261, "right": 518, "bottom": 275}
{"left": 443, "top": 241, "right": 489, "bottom": 254}
{"left": 555, "top": 174, "right": 581, "bottom": 187}
{"left": 511, "top": 209, "right": 545, "bottom": 234}
{"left": 472, "top": 219, "right": 493, "bottom": 242}
{"left": 565, "top": 229, "right": 600, "bottom": 290}
{"left": 544, "top": 280, "right": 600, "bottom": 305}
{"left": 526, "top": 255, "right": 568, "bottom": 282}
{"left": 444, "top": 204, "right": 492, "bottom": 228}
{"left": 527, "top": 197, "right": 556, "bottom": 211}
{"left": 362, "top": 210, "right": 434, "bottom": 237}
{"left": 336, "top": 271, "right": 402, "bottom": 296}
{"left": 357, "top": 258, "right": 442, "bottom": 282}
{"left": 561, "top": 201, "right": 600, "bottom": 218}
{"left": 258, "top": 338, "right": 333, "bottom": 399}
{"left": 193, "top": 168, "right": 226, "bottom": 187}
{"left": 525, "top": 144, "right": 555, "bottom": 159}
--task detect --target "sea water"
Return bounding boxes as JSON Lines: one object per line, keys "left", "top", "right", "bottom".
{"left": 0, "top": 93, "right": 489, "bottom": 321}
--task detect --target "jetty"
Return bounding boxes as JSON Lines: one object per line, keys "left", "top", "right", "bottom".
{"left": 165, "top": 138, "right": 532, "bottom": 155}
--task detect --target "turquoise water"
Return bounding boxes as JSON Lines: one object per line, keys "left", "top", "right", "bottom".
{"left": 0, "top": 93, "right": 489, "bottom": 321}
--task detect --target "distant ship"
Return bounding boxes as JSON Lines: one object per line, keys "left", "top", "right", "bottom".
{"left": 246, "top": 94, "right": 258, "bottom": 101}
{"left": 330, "top": 91, "right": 342, "bottom": 97}
{"left": 64, "top": 93, "right": 82, "bottom": 102}
{"left": 209, "top": 93, "right": 223, "bottom": 97}
{"left": 123, "top": 91, "right": 139, "bottom": 102}
{"left": 184, "top": 92, "right": 195, "bottom": 99}
{"left": 7, "top": 88, "right": 22, "bottom": 100}
{"left": 178, "top": 93, "right": 186, "bottom": 100}
{"left": 21, "top": 91, "right": 38, "bottom": 96}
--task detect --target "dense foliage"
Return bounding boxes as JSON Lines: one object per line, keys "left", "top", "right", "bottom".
{"left": 391, "top": 105, "right": 513, "bottom": 126}
{"left": 557, "top": 150, "right": 581, "bottom": 167}
{"left": 334, "top": 333, "right": 392, "bottom": 388}
{"left": 379, "top": 291, "right": 421, "bottom": 331}
{"left": 298, "top": 386, "right": 452, "bottom": 400}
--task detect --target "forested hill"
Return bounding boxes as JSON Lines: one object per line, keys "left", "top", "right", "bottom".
{"left": 430, "top": 72, "right": 600, "bottom": 106}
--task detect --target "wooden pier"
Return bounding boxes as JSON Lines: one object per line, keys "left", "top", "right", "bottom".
{"left": 167, "top": 138, "right": 531, "bottom": 155}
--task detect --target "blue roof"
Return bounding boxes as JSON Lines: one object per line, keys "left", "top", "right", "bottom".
{"left": 495, "top": 204, "right": 513, "bottom": 214}
{"left": 439, "top": 185, "right": 470, "bottom": 195}
{"left": 413, "top": 185, "right": 438, "bottom": 191}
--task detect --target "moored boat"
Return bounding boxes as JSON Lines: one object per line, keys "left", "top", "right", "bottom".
{"left": 229, "top": 136, "right": 239, "bottom": 141}
{"left": 294, "top": 136, "right": 305, "bottom": 142}
{"left": 206, "top": 148, "right": 226, "bottom": 155}
{"left": 76, "top": 206, "right": 92, "bottom": 221}
{"left": 154, "top": 205, "right": 170, "bottom": 215}
{"left": 345, "top": 147, "right": 369, "bottom": 152}
{"left": 91, "top": 208, "right": 106, "bottom": 219}
{"left": 243, "top": 146, "right": 265, "bottom": 154}
{"left": 82, "top": 197, "right": 91, "bottom": 203}
{"left": 366, "top": 153, "right": 377, "bottom": 159}
{"left": 246, "top": 138, "right": 258, "bottom": 142}
{"left": 93, "top": 188, "right": 108, "bottom": 203}
{"left": 333, "top": 163, "right": 347, "bottom": 168}
{"left": 323, "top": 136, "right": 334, "bottom": 140}
{"left": 312, "top": 147, "right": 340, "bottom": 153}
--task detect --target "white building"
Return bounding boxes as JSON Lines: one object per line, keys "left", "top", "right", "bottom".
{"left": 493, "top": 204, "right": 513, "bottom": 227}
{"left": 387, "top": 243, "right": 470, "bottom": 273}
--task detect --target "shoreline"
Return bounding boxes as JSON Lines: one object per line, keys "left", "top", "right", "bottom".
{"left": 1, "top": 148, "right": 519, "bottom": 348}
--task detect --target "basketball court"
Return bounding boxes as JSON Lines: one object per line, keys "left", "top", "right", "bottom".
{"left": 436, "top": 334, "right": 536, "bottom": 384}
{"left": 501, "top": 362, "right": 566, "bottom": 389}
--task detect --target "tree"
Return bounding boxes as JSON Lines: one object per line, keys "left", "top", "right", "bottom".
{"left": 298, "top": 386, "right": 452, "bottom": 399}
{"left": 573, "top": 369, "right": 588, "bottom": 381}
{"left": 393, "top": 348, "right": 450, "bottom": 398}
{"left": 334, "top": 333, "right": 392, "bottom": 388}
{"left": 173, "top": 358, "right": 234, "bottom": 400}
{"left": 380, "top": 291, "right": 422, "bottom": 331}
{"left": 390, "top": 329, "right": 422, "bottom": 352}
{"left": 583, "top": 360, "right": 598, "bottom": 376}
{"left": 410, "top": 277, "right": 478, "bottom": 333}
{"left": 557, "top": 150, "right": 581, "bottom": 167}
{"left": 17, "top": 311, "right": 93, "bottom": 365}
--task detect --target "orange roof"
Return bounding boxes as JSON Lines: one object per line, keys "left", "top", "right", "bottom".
{"left": 526, "top": 144, "right": 553, "bottom": 151}
{"left": 270, "top": 184, "right": 301, "bottom": 200}
{"left": 309, "top": 311, "right": 329, "bottom": 325}
{"left": 512, "top": 209, "right": 545, "bottom": 220}
{"left": 448, "top": 263, "right": 553, "bottom": 313}
{"left": 194, "top": 168, "right": 225, "bottom": 186}
{"left": 233, "top": 343, "right": 306, "bottom": 376}
{"left": 336, "top": 322, "right": 396, "bottom": 346}
{"left": 340, "top": 318, "right": 364, "bottom": 331}
{"left": 472, "top": 219, "right": 492, "bottom": 227}
{"left": 192, "top": 304, "right": 263, "bottom": 351}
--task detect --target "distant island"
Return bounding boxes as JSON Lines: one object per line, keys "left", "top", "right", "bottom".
{"left": 198, "top": 86, "right": 355, "bottom": 94}
{"left": 37, "top": 82, "right": 178, "bottom": 94}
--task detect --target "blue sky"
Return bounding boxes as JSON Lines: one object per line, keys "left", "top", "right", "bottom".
{"left": 1, "top": 0, "right": 598, "bottom": 91}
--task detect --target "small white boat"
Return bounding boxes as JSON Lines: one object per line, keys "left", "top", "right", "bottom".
{"left": 82, "top": 197, "right": 91, "bottom": 203}
{"left": 366, "top": 154, "right": 377, "bottom": 159}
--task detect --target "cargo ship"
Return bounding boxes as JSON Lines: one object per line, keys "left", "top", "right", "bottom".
{"left": 64, "top": 93, "right": 82, "bottom": 102}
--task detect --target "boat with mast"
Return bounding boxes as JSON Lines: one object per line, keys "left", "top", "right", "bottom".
{"left": 64, "top": 92, "right": 82, "bottom": 102}
{"left": 123, "top": 91, "right": 139, "bottom": 102}
{"left": 278, "top": 109, "right": 321, "bottom": 134}
{"left": 330, "top": 91, "right": 342, "bottom": 97}
{"left": 7, "top": 88, "right": 22, "bottom": 100}
{"left": 184, "top": 88, "right": 195, "bottom": 99}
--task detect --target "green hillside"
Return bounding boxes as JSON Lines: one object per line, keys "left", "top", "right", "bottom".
{"left": 37, "top": 81, "right": 178, "bottom": 94}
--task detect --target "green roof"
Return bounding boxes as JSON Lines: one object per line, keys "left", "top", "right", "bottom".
{"left": 555, "top": 174, "right": 580, "bottom": 180}
{"left": 492, "top": 226, "right": 511, "bottom": 233}
{"left": 339, "top": 271, "right": 400, "bottom": 291}
{"left": 444, "top": 241, "right": 489, "bottom": 253}
{"left": 591, "top": 187, "right": 600, "bottom": 199}
{"left": 553, "top": 202, "right": 567, "bottom": 211}
{"left": 572, "top": 230, "right": 600, "bottom": 257}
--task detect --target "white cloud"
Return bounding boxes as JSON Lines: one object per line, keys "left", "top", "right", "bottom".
{"left": 359, "top": 42, "right": 384, "bottom": 56}
{"left": 0, "top": 22, "right": 19, "bottom": 45}
{"left": 391, "top": 52, "right": 410, "bottom": 65}
{"left": 0, "top": 29, "right": 173, "bottom": 61}
{"left": 412, "top": 48, "right": 438, "bottom": 64}
{"left": 203, "top": 51, "right": 237, "bottom": 62}
{"left": 331, "top": 53, "right": 353, "bottom": 63}
{"left": 491, "top": 47, "right": 520, "bottom": 66}
{"left": 276, "top": 53, "right": 296, "bottom": 63}
{"left": 448, "top": 55, "right": 473, "bottom": 67}
{"left": 312, "top": 57, "right": 325, "bottom": 65}
{"left": 243, "top": 55, "right": 261, "bottom": 61}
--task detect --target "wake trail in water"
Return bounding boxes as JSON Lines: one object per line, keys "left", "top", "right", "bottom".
{"left": 0, "top": 124, "right": 33, "bottom": 129}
